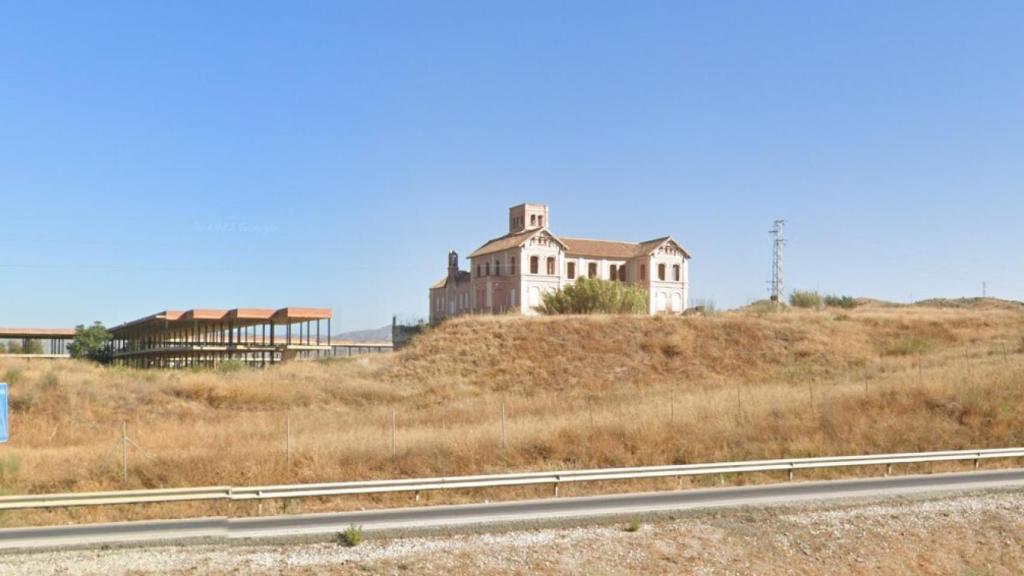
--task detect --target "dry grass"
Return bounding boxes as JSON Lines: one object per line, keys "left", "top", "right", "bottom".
{"left": 1, "top": 301, "right": 1023, "bottom": 526}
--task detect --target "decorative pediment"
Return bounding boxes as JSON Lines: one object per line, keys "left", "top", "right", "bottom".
{"left": 642, "top": 237, "right": 692, "bottom": 259}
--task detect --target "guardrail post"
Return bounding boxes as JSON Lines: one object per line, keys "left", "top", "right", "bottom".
{"left": 415, "top": 491, "right": 420, "bottom": 503}
{"left": 974, "top": 458, "right": 980, "bottom": 470}
{"left": 788, "top": 468, "right": 794, "bottom": 482}
{"left": 885, "top": 464, "right": 893, "bottom": 477}
{"left": 553, "top": 478, "right": 560, "bottom": 497}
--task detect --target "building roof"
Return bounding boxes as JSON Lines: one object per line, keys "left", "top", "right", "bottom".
{"left": 431, "top": 271, "right": 471, "bottom": 290}
{"left": 467, "top": 229, "right": 542, "bottom": 258}
{"left": 0, "top": 327, "right": 77, "bottom": 339}
{"left": 561, "top": 236, "right": 691, "bottom": 259}
{"left": 109, "top": 307, "right": 332, "bottom": 335}
{"left": 466, "top": 229, "right": 691, "bottom": 261}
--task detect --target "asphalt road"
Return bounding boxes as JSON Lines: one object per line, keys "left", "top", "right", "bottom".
{"left": 2, "top": 469, "right": 1024, "bottom": 551}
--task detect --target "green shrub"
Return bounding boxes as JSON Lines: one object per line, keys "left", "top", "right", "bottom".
{"left": 789, "top": 290, "right": 823, "bottom": 309}
{"left": 538, "top": 277, "right": 647, "bottom": 315}
{"left": 824, "top": 295, "right": 858, "bottom": 309}
{"left": 887, "top": 336, "right": 931, "bottom": 356}
{"left": 217, "top": 360, "right": 247, "bottom": 373}
{"left": 337, "top": 524, "right": 364, "bottom": 547}
{"left": 2, "top": 369, "right": 22, "bottom": 386}
{"left": 623, "top": 519, "right": 642, "bottom": 532}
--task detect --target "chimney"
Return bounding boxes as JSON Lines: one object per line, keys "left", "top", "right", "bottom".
{"left": 448, "top": 250, "right": 459, "bottom": 281}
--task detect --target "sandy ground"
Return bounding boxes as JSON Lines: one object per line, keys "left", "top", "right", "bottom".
{"left": 3, "top": 490, "right": 1023, "bottom": 575}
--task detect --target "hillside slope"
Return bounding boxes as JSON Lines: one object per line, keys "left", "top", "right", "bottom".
{"left": 391, "top": 305, "right": 1022, "bottom": 394}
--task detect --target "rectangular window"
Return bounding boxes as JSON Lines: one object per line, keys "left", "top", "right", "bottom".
{"left": 673, "top": 264, "right": 681, "bottom": 282}
{"left": 619, "top": 266, "right": 627, "bottom": 282}
{"left": 609, "top": 264, "right": 618, "bottom": 281}
{"left": 486, "top": 262, "right": 491, "bottom": 276}
{"left": 495, "top": 260, "right": 501, "bottom": 276}
{"left": 567, "top": 262, "right": 576, "bottom": 279}
{"left": 588, "top": 262, "right": 598, "bottom": 278}
{"left": 511, "top": 257, "right": 516, "bottom": 275}
{"left": 640, "top": 264, "right": 646, "bottom": 281}
{"left": 658, "top": 263, "right": 666, "bottom": 281}
{"left": 530, "top": 256, "right": 539, "bottom": 274}
{"left": 546, "top": 257, "right": 555, "bottom": 275}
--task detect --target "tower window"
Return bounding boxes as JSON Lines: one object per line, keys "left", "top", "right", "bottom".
{"left": 658, "top": 263, "right": 666, "bottom": 281}
{"left": 673, "top": 264, "right": 681, "bottom": 281}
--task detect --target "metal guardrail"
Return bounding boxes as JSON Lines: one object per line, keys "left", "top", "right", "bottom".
{"left": 1, "top": 448, "right": 1021, "bottom": 511}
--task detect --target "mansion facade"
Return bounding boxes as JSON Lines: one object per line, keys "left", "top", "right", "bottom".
{"left": 429, "top": 203, "right": 691, "bottom": 322}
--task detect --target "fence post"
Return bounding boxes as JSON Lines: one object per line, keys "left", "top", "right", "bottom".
{"left": 390, "top": 408, "right": 397, "bottom": 460}
{"left": 121, "top": 421, "right": 128, "bottom": 484}
{"left": 500, "top": 401, "right": 507, "bottom": 450}
{"left": 286, "top": 413, "right": 292, "bottom": 469}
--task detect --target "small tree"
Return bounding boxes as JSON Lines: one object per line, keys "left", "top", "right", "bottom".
{"left": 824, "top": 295, "right": 858, "bottom": 309}
{"left": 68, "top": 322, "right": 113, "bottom": 364}
{"left": 538, "top": 277, "right": 647, "bottom": 315}
{"left": 789, "top": 290, "right": 823, "bottom": 309}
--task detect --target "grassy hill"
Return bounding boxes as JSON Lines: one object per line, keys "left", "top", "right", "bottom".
{"left": 1, "top": 300, "right": 1022, "bottom": 525}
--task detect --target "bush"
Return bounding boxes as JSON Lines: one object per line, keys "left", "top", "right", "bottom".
{"left": 217, "top": 359, "right": 247, "bottom": 373}
{"left": 789, "top": 291, "right": 823, "bottom": 309}
{"left": 824, "top": 295, "right": 858, "bottom": 309}
{"left": 537, "top": 277, "right": 647, "bottom": 315}
{"left": 887, "top": 336, "right": 931, "bottom": 356}
{"left": 2, "top": 369, "right": 22, "bottom": 386}
{"left": 623, "top": 519, "right": 642, "bottom": 532}
{"left": 337, "top": 524, "right": 364, "bottom": 547}
{"left": 68, "top": 322, "right": 112, "bottom": 364}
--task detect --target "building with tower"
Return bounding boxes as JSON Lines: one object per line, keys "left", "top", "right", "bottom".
{"left": 429, "top": 203, "right": 690, "bottom": 321}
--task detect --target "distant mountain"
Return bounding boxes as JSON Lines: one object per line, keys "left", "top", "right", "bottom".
{"left": 333, "top": 325, "right": 392, "bottom": 343}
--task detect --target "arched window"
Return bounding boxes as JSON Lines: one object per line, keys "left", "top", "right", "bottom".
{"left": 588, "top": 262, "right": 598, "bottom": 278}
{"left": 510, "top": 257, "right": 516, "bottom": 275}
{"left": 658, "top": 263, "right": 666, "bottom": 281}
{"left": 495, "top": 259, "right": 501, "bottom": 276}
{"left": 530, "top": 214, "right": 537, "bottom": 226}
{"left": 673, "top": 264, "right": 681, "bottom": 282}
{"left": 530, "top": 256, "right": 539, "bottom": 274}
{"left": 546, "top": 257, "right": 555, "bottom": 275}
{"left": 538, "top": 216, "right": 544, "bottom": 227}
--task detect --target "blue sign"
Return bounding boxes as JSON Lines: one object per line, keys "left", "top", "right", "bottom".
{"left": 0, "top": 383, "right": 7, "bottom": 443}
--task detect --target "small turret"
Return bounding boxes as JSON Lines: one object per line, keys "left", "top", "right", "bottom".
{"left": 448, "top": 250, "right": 459, "bottom": 281}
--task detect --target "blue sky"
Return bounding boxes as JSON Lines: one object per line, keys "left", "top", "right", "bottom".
{"left": 1, "top": 1, "right": 1022, "bottom": 331}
